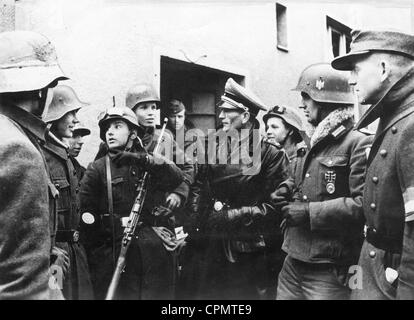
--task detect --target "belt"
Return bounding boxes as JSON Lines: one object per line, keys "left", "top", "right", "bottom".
{"left": 365, "top": 226, "right": 401, "bottom": 254}
{"left": 56, "top": 229, "right": 80, "bottom": 243}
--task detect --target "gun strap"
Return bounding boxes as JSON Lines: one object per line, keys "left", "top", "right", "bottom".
{"left": 105, "top": 155, "right": 116, "bottom": 269}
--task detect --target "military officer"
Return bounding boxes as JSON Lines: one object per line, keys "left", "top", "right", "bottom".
{"left": 0, "top": 31, "right": 66, "bottom": 299}
{"left": 332, "top": 29, "right": 414, "bottom": 300}
{"left": 42, "top": 85, "right": 94, "bottom": 299}
{"left": 192, "top": 78, "right": 290, "bottom": 299}
{"left": 274, "top": 63, "right": 373, "bottom": 300}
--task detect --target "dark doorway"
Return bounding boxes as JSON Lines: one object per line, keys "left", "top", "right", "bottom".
{"left": 160, "top": 56, "right": 244, "bottom": 133}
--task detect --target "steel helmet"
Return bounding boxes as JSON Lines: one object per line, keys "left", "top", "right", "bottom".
{"left": 44, "top": 85, "right": 89, "bottom": 123}
{"left": 293, "top": 63, "right": 354, "bottom": 105}
{"left": 125, "top": 83, "right": 160, "bottom": 110}
{"left": 0, "top": 30, "right": 67, "bottom": 93}
{"left": 263, "top": 105, "right": 303, "bottom": 132}
{"left": 98, "top": 106, "right": 140, "bottom": 141}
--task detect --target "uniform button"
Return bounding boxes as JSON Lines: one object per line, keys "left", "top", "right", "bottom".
{"left": 372, "top": 177, "right": 379, "bottom": 184}
{"left": 369, "top": 250, "right": 376, "bottom": 258}
{"left": 391, "top": 127, "right": 397, "bottom": 134}
{"left": 370, "top": 203, "right": 376, "bottom": 210}
{"left": 380, "top": 149, "right": 387, "bottom": 157}
{"left": 131, "top": 170, "right": 136, "bottom": 176}
{"left": 305, "top": 173, "right": 310, "bottom": 178}
{"left": 134, "top": 183, "right": 138, "bottom": 188}
{"left": 303, "top": 195, "right": 308, "bottom": 201}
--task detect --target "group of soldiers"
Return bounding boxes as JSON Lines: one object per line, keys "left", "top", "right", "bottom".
{"left": 1, "top": 27, "right": 414, "bottom": 300}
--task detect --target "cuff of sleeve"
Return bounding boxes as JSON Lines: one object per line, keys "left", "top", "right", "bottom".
{"left": 309, "top": 201, "right": 323, "bottom": 231}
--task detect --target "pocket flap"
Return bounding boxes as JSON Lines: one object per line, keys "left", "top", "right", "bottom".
{"left": 318, "top": 155, "right": 349, "bottom": 167}
{"left": 52, "top": 177, "right": 70, "bottom": 189}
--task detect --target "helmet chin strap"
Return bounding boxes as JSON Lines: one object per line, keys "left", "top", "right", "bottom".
{"left": 280, "top": 129, "right": 293, "bottom": 147}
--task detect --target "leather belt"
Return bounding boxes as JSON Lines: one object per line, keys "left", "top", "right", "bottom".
{"left": 56, "top": 229, "right": 80, "bottom": 243}
{"left": 365, "top": 226, "right": 401, "bottom": 254}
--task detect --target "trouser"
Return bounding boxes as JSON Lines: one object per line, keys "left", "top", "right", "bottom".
{"left": 276, "top": 255, "right": 351, "bottom": 300}
{"left": 88, "top": 226, "right": 176, "bottom": 300}
{"left": 197, "top": 239, "right": 268, "bottom": 300}
{"left": 350, "top": 240, "right": 400, "bottom": 300}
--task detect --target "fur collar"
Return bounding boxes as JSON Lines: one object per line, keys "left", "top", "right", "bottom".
{"left": 309, "top": 106, "right": 354, "bottom": 148}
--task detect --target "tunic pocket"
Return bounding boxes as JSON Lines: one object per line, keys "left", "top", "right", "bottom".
{"left": 317, "top": 155, "right": 349, "bottom": 197}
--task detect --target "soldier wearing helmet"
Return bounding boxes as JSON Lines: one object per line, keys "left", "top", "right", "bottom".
{"left": 80, "top": 106, "right": 185, "bottom": 299}
{"left": 272, "top": 63, "right": 373, "bottom": 300}
{"left": 0, "top": 30, "right": 67, "bottom": 299}
{"left": 41, "top": 85, "right": 93, "bottom": 300}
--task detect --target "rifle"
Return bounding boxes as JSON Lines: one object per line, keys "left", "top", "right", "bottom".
{"left": 105, "top": 117, "right": 169, "bottom": 300}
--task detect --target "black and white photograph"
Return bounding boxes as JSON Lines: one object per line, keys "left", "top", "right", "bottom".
{"left": 1, "top": 0, "right": 414, "bottom": 306}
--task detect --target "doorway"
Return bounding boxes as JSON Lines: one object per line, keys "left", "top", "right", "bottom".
{"left": 160, "top": 56, "right": 244, "bottom": 133}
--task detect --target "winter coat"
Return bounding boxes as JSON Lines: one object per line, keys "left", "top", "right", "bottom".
{"left": 0, "top": 104, "right": 51, "bottom": 299}
{"left": 282, "top": 106, "right": 373, "bottom": 265}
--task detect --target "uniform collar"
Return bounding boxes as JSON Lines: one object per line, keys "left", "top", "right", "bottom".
{"left": 356, "top": 65, "right": 414, "bottom": 129}
{"left": 0, "top": 103, "right": 47, "bottom": 142}
{"left": 44, "top": 132, "right": 69, "bottom": 160}
{"left": 309, "top": 106, "right": 354, "bottom": 148}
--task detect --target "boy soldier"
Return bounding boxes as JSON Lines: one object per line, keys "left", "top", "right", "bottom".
{"left": 192, "top": 78, "right": 290, "bottom": 299}
{"left": 0, "top": 30, "right": 66, "bottom": 299}
{"left": 263, "top": 105, "right": 307, "bottom": 297}
{"left": 80, "top": 106, "right": 184, "bottom": 299}
{"left": 332, "top": 29, "right": 414, "bottom": 300}
{"left": 273, "top": 63, "right": 373, "bottom": 300}
{"left": 64, "top": 122, "right": 91, "bottom": 181}
{"left": 42, "top": 85, "right": 93, "bottom": 299}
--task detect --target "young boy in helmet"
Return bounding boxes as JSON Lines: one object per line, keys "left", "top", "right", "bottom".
{"left": 272, "top": 63, "right": 373, "bottom": 300}
{"left": 42, "top": 85, "right": 94, "bottom": 300}
{"left": 80, "top": 106, "right": 184, "bottom": 299}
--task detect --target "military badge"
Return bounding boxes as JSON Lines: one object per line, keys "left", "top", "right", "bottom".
{"left": 214, "top": 201, "right": 224, "bottom": 211}
{"left": 316, "top": 77, "right": 325, "bottom": 90}
{"left": 325, "top": 170, "right": 336, "bottom": 194}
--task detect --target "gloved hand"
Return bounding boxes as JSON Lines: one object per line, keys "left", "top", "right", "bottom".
{"left": 112, "top": 150, "right": 148, "bottom": 167}
{"left": 270, "top": 186, "right": 291, "bottom": 210}
{"left": 207, "top": 206, "right": 258, "bottom": 228}
{"left": 50, "top": 246, "right": 70, "bottom": 278}
{"left": 165, "top": 193, "right": 182, "bottom": 210}
{"left": 281, "top": 202, "right": 310, "bottom": 227}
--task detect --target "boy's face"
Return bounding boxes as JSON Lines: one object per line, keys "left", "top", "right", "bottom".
{"left": 55, "top": 110, "right": 79, "bottom": 139}
{"left": 133, "top": 102, "right": 157, "bottom": 128}
{"left": 168, "top": 109, "right": 185, "bottom": 131}
{"left": 67, "top": 134, "right": 85, "bottom": 157}
{"left": 105, "top": 119, "right": 131, "bottom": 150}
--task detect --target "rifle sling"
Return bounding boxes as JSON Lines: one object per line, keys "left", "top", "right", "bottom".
{"left": 105, "top": 155, "right": 116, "bottom": 269}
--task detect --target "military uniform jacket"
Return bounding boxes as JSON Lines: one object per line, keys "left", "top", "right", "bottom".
{"left": 283, "top": 107, "right": 373, "bottom": 265}
{"left": 42, "top": 136, "right": 94, "bottom": 300}
{"left": 194, "top": 124, "right": 291, "bottom": 251}
{"left": 358, "top": 69, "right": 414, "bottom": 299}
{"left": 0, "top": 104, "right": 51, "bottom": 299}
